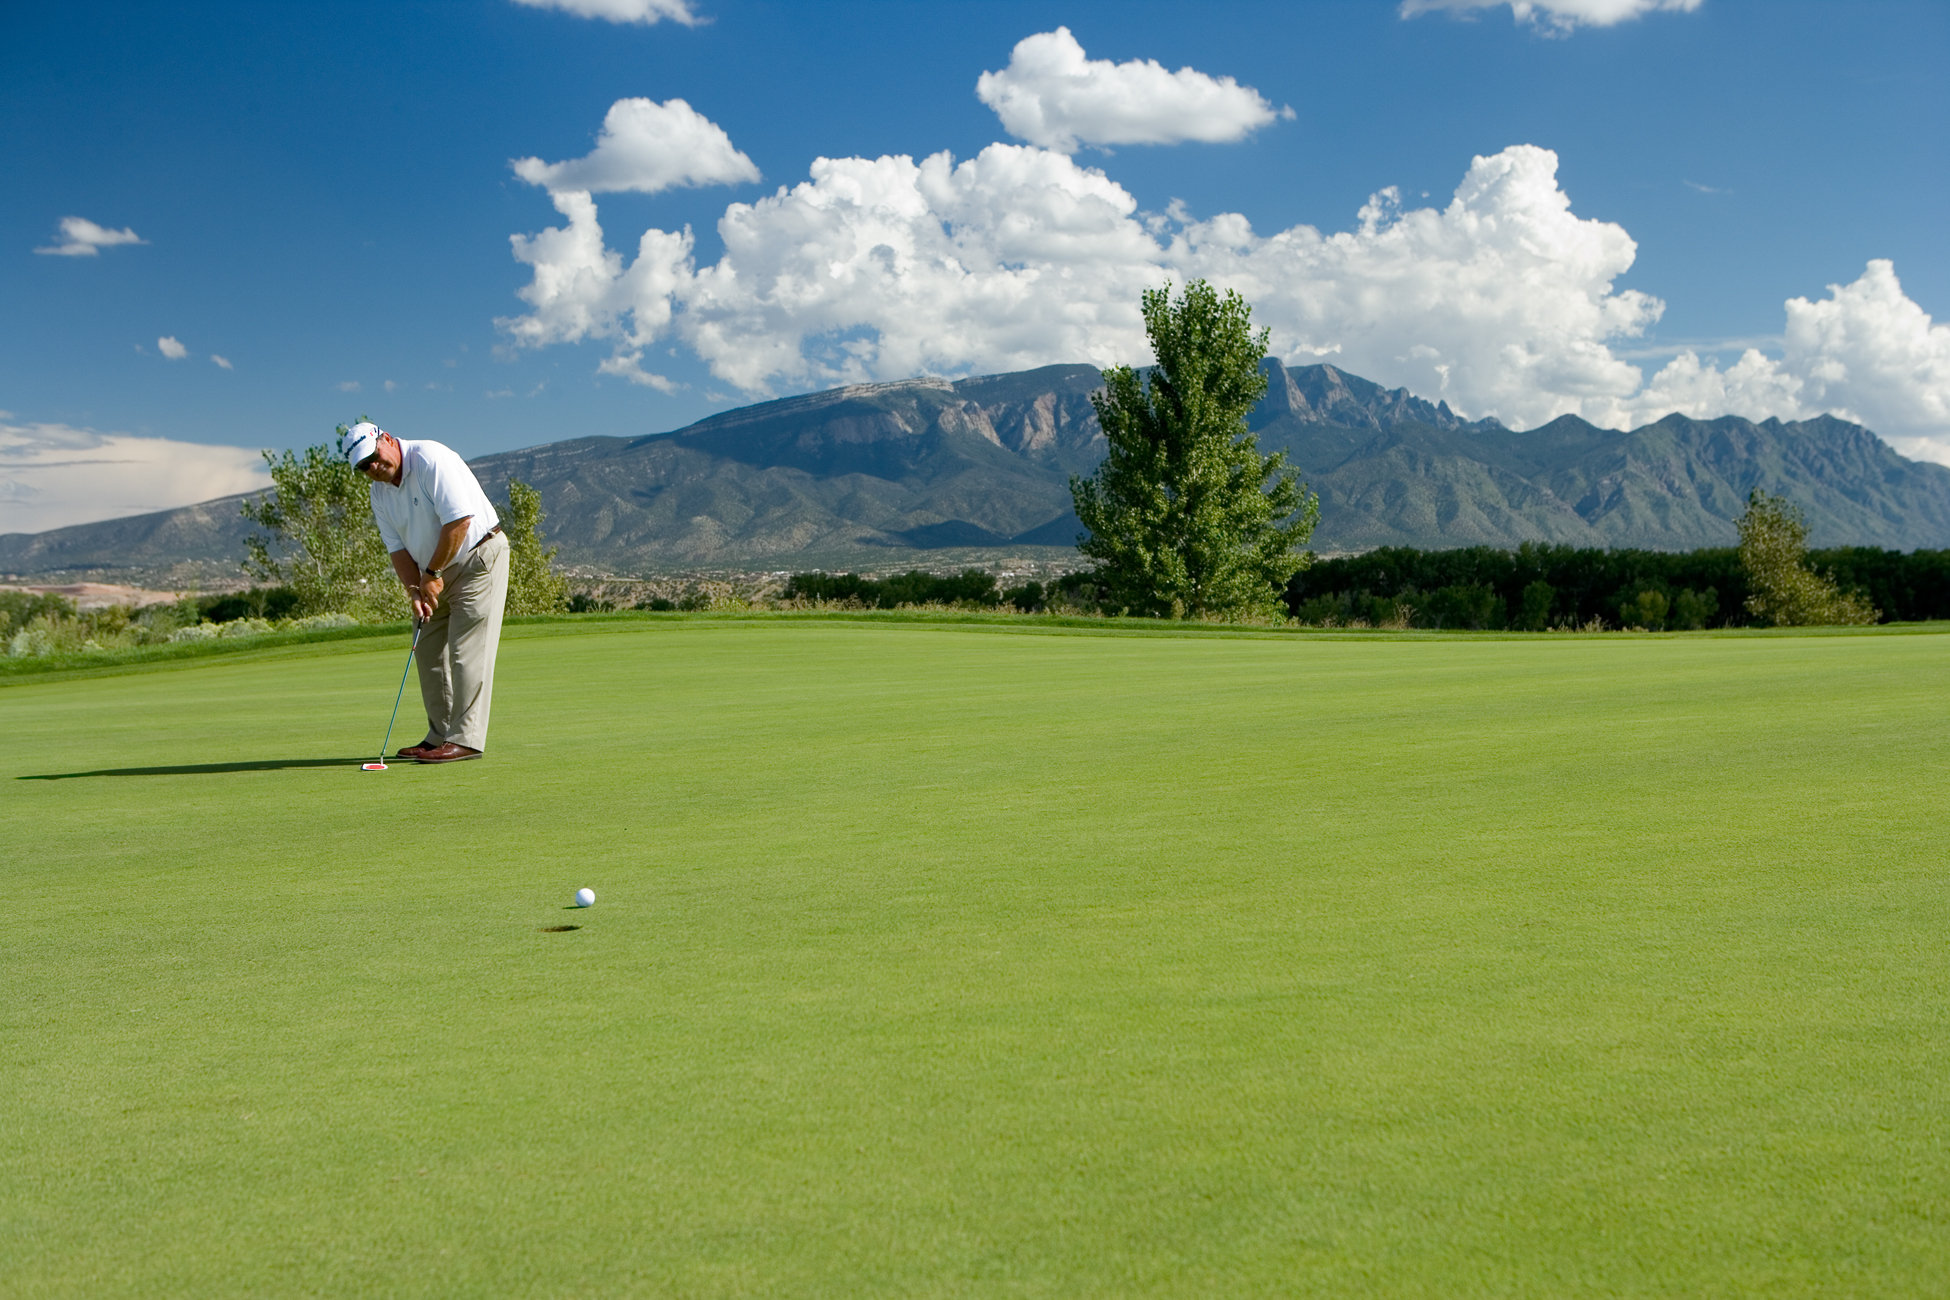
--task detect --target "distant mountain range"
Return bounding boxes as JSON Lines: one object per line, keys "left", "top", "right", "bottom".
{"left": 5, "top": 360, "right": 1948, "bottom": 583}
{"left": 1250, "top": 362, "right": 1950, "bottom": 551}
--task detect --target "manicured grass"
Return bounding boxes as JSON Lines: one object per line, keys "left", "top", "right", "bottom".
{"left": 2, "top": 619, "right": 1944, "bottom": 1297}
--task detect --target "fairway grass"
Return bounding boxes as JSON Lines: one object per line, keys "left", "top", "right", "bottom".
{"left": 3, "top": 620, "right": 1944, "bottom": 1296}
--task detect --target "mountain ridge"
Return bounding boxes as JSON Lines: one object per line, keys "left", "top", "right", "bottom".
{"left": 5, "top": 361, "right": 1948, "bottom": 581}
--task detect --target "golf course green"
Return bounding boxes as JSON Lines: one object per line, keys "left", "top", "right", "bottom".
{"left": 3, "top": 617, "right": 1944, "bottom": 1296}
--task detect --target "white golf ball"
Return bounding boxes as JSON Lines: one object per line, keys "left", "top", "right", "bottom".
{"left": 574, "top": 888, "right": 596, "bottom": 908}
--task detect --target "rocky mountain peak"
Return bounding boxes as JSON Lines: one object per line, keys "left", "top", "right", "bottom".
{"left": 1255, "top": 359, "right": 1506, "bottom": 435}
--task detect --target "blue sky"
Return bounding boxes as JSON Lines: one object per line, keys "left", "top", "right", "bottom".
{"left": 4, "top": 0, "right": 1947, "bottom": 532}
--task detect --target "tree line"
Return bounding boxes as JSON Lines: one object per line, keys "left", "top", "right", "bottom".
{"left": 778, "top": 529, "right": 1939, "bottom": 630}
{"left": 782, "top": 569, "right": 1044, "bottom": 610}
{"left": 1283, "top": 539, "right": 1944, "bottom": 630}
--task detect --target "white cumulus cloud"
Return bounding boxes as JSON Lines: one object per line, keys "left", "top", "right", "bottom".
{"left": 1401, "top": 0, "right": 1703, "bottom": 34}
{"left": 1175, "top": 146, "right": 1664, "bottom": 430}
{"left": 510, "top": 0, "right": 699, "bottom": 25}
{"left": 499, "top": 189, "right": 694, "bottom": 351}
{"left": 511, "top": 98, "right": 758, "bottom": 197}
{"left": 0, "top": 420, "right": 272, "bottom": 535}
{"left": 35, "top": 216, "right": 147, "bottom": 257}
{"left": 157, "top": 336, "right": 188, "bottom": 360}
{"left": 212, "top": 354, "right": 233, "bottom": 369}
{"left": 976, "top": 28, "right": 1290, "bottom": 153}
{"left": 683, "top": 146, "right": 1166, "bottom": 390}
{"left": 499, "top": 114, "right": 1950, "bottom": 461}
{"left": 598, "top": 352, "right": 681, "bottom": 392}
{"left": 502, "top": 144, "right": 1163, "bottom": 392}
{"left": 504, "top": 141, "right": 1665, "bottom": 418}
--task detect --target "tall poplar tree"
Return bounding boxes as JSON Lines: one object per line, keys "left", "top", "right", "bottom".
{"left": 1070, "top": 280, "right": 1318, "bottom": 619}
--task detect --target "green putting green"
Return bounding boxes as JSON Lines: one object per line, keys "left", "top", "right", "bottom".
{"left": 3, "top": 618, "right": 1945, "bottom": 1296}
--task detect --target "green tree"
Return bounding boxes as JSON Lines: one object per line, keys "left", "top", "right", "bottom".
{"left": 1621, "top": 588, "right": 1670, "bottom": 631}
{"left": 501, "top": 477, "right": 569, "bottom": 615}
{"left": 1070, "top": 280, "right": 1319, "bottom": 619}
{"left": 241, "top": 431, "right": 404, "bottom": 621}
{"left": 1670, "top": 586, "right": 1719, "bottom": 630}
{"left": 1736, "top": 489, "right": 1878, "bottom": 626}
{"left": 1, "top": 590, "right": 75, "bottom": 640}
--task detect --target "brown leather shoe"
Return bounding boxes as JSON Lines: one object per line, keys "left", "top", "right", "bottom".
{"left": 415, "top": 743, "right": 482, "bottom": 764}
{"left": 397, "top": 741, "right": 438, "bottom": 759}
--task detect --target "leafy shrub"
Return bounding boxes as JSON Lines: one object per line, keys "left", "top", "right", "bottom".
{"left": 1290, "top": 594, "right": 1344, "bottom": 625}
{"left": 1000, "top": 581, "right": 1046, "bottom": 612}
{"left": 781, "top": 573, "right": 877, "bottom": 605}
{"left": 4, "top": 601, "right": 151, "bottom": 656}
{"left": 1417, "top": 583, "right": 1501, "bottom": 630}
{"left": 201, "top": 586, "right": 300, "bottom": 624}
{"left": 3, "top": 599, "right": 364, "bottom": 662}
{"left": 136, "top": 598, "right": 204, "bottom": 640}
{"left": 783, "top": 569, "right": 1003, "bottom": 610}
{"left": 1669, "top": 587, "right": 1718, "bottom": 630}
{"left": 289, "top": 611, "right": 359, "bottom": 631}
{"left": 8, "top": 626, "right": 57, "bottom": 657}
{"left": 1, "top": 591, "right": 76, "bottom": 638}
{"left": 1619, "top": 589, "right": 1670, "bottom": 631}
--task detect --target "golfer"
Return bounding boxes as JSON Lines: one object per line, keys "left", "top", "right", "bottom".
{"left": 340, "top": 421, "right": 509, "bottom": 764}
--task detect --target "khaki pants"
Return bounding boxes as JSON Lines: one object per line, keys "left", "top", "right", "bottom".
{"left": 416, "top": 532, "right": 509, "bottom": 752}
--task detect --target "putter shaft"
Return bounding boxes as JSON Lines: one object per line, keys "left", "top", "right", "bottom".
{"left": 373, "top": 619, "right": 424, "bottom": 765}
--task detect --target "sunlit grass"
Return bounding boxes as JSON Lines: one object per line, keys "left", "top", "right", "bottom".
{"left": 3, "top": 619, "right": 1944, "bottom": 1296}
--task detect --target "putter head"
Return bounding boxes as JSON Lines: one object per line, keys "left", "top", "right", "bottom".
{"left": 361, "top": 762, "right": 388, "bottom": 771}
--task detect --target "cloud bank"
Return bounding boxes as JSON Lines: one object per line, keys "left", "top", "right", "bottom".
{"left": 509, "top": 0, "right": 699, "bottom": 26}
{"left": 1400, "top": 0, "right": 1704, "bottom": 33}
{"left": 0, "top": 420, "right": 272, "bottom": 535}
{"left": 35, "top": 216, "right": 146, "bottom": 257}
{"left": 976, "top": 27, "right": 1290, "bottom": 153}
{"left": 498, "top": 48, "right": 1950, "bottom": 466}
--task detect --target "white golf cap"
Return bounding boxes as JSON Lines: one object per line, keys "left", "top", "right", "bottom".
{"left": 340, "top": 421, "right": 382, "bottom": 467}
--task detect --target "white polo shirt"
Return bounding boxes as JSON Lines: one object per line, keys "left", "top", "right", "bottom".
{"left": 369, "top": 439, "right": 500, "bottom": 572}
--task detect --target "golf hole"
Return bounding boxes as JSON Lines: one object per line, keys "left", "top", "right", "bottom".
{"left": 540, "top": 924, "right": 581, "bottom": 933}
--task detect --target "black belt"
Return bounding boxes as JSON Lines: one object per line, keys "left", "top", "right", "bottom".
{"left": 470, "top": 524, "right": 504, "bottom": 552}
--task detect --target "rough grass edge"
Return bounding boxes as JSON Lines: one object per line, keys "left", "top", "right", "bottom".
{"left": 8, "top": 609, "right": 1946, "bottom": 689}
{"left": 0, "top": 621, "right": 411, "bottom": 687}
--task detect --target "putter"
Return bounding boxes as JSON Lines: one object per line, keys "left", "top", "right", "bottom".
{"left": 362, "top": 618, "right": 424, "bottom": 771}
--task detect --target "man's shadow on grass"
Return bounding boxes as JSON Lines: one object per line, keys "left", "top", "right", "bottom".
{"left": 19, "top": 758, "right": 379, "bottom": 781}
